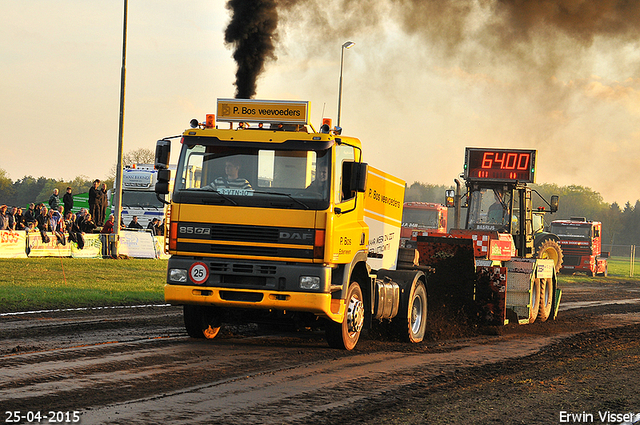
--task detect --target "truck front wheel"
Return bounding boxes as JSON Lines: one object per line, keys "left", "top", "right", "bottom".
{"left": 394, "top": 280, "right": 427, "bottom": 343}
{"left": 325, "top": 282, "right": 364, "bottom": 350}
{"left": 184, "top": 305, "right": 222, "bottom": 339}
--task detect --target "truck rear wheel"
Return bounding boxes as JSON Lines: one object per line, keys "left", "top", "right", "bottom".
{"left": 529, "top": 278, "right": 541, "bottom": 323}
{"left": 537, "top": 277, "right": 554, "bottom": 322}
{"left": 536, "top": 239, "right": 563, "bottom": 274}
{"left": 183, "top": 305, "right": 222, "bottom": 339}
{"left": 325, "top": 282, "right": 364, "bottom": 350}
{"left": 394, "top": 280, "right": 427, "bottom": 343}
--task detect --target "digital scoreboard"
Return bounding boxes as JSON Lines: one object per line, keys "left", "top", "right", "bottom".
{"left": 464, "top": 148, "right": 537, "bottom": 183}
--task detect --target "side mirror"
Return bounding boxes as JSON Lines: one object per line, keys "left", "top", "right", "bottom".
{"left": 445, "top": 189, "right": 455, "bottom": 208}
{"left": 155, "top": 168, "right": 171, "bottom": 195}
{"left": 155, "top": 139, "right": 171, "bottom": 170}
{"left": 550, "top": 195, "right": 559, "bottom": 213}
{"left": 349, "top": 162, "right": 368, "bottom": 193}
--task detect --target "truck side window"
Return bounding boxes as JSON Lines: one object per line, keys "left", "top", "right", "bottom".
{"left": 334, "top": 145, "right": 355, "bottom": 203}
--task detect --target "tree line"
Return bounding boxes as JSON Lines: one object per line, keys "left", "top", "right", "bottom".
{"left": 405, "top": 181, "right": 640, "bottom": 247}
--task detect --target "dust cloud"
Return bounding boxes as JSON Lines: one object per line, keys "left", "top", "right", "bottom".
{"left": 224, "top": 0, "right": 640, "bottom": 204}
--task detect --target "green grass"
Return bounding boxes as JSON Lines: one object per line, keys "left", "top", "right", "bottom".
{"left": 0, "top": 258, "right": 168, "bottom": 313}
{"left": 557, "top": 256, "right": 640, "bottom": 285}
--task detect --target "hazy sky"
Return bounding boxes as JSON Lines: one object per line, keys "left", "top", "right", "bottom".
{"left": 2, "top": 0, "right": 639, "bottom": 206}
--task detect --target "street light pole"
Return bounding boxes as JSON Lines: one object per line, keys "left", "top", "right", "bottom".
{"left": 113, "top": 0, "right": 128, "bottom": 257}
{"left": 337, "top": 41, "right": 355, "bottom": 128}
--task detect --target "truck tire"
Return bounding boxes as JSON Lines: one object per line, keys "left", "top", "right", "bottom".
{"left": 325, "top": 282, "right": 364, "bottom": 350}
{"left": 183, "top": 305, "right": 222, "bottom": 339}
{"left": 537, "top": 277, "right": 554, "bottom": 322}
{"left": 598, "top": 263, "right": 608, "bottom": 277}
{"left": 529, "top": 278, "right": 541, "bottom": 323}
{"left": 536, "top": 239, "right": 563, "bottom": 274}
{"left": 394, "top": 280, "right": 427, "bottom": 343}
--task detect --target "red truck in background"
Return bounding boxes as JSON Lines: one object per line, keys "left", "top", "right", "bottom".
{"left": 550, "top": 218, "right": 609, "bottom": 277}
{"left": 400, "top": 202, "right": 447, "bottom": 248}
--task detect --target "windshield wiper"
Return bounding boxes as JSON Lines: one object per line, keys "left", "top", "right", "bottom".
{"left": 205, "top": 190, "right": 238, "bottom": 206}
{"left": 252, "top": 190, "right": 310, "bottom": 210}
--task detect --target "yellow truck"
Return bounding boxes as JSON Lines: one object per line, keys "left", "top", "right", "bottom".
{"left": 154, "top": 99, "right": 428, "bottom": 350}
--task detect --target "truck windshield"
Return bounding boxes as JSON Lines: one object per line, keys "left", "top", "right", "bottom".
{"left": 467, "top": 187, "right": 512, "bottom": 231}
{"left": 550, "top": 224, "right": 591, "bottom": 238}
{"left": 173, "top": 142, "right": 331, "bottom": 210}
{"left": 121, "top": 191, "right": 164, "bottom": 209}
{"left": 402, "top": 209, "right": 439, "bottom": 229}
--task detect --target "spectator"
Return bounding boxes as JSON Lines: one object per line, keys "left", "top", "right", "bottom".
{"left": 53, "top": 210, "right": 66, "bottom": 245}
{"left": 48, "top": 188, "right": 60, "bottom": 211}
{"left": 156, "top": 218, "right": 165, "bottom": 236}
{"left": 80, "top": 213, "right": 97, "bottom": 234}
{"left": 63, "top": 187, "right": 74, "bottom": 216}
{"left": 0, "top": 205, "right": 8, "bottom": 230}
{"left": 34, "top": 203, "right": 44, "bottom": 219}
{"left": 100, "top": 214, "right": 115, "bottom": 234}
{"left": 24, "top": 220, "right": 36, "bottom": 234}
{"left": 88, "top": 179, "right": 100, "bottom": 225}
{"left": 24, "top": 203, "right": 36, "bottom": 225}
{"left": 96, "top": 183, "right": 109, "bottom": 225}
{"left": 146, "top": 218, "right": 159, "bottom": 236}
{"left": 48, "top": 209, "right": 62, "bottom": 236}
{"left": 65, "top": 212, "right": 84, "bottom": 249}
{"left": 7, "top": 206, "right": 16, "bottom": 230}
{"left": 14, "top": 207, "right": 25, "bottom": 230}
{"left": 128, "top": 216, "right": 143, "bottom": 230}
{"left": 36, "top": 206, "right": 52, "bottom": 243}
{"left": 75, "top": 208, "right": 87, "bottom": 226}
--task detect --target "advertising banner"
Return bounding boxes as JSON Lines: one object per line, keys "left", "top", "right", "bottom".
{"left": 118, "top": 230, "right": 157, "bottom": 259}
{"left": 0, "top": 230, "right": 28, "bottom": 258}
{"left": 27, "top": 232, "right": 72, "bottom": 257}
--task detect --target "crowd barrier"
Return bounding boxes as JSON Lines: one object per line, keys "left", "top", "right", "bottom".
{"left": 0, "top": 230, "right": 169, "bottom": 259}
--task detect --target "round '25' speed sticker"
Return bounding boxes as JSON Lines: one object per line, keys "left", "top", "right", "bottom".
{"left": 189, "top": 262, "right": 209, "bottom": 284}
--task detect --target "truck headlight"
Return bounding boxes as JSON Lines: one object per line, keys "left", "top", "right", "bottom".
{"left": 299, "top": 276, "right": 320, "bottom": 290}
{"left": 170, "top": 268, "right": 188, "bottom": 283}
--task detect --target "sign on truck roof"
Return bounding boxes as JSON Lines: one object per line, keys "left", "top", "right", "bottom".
{"left": 216, "top": 99, "right": 309, "bottom": 125}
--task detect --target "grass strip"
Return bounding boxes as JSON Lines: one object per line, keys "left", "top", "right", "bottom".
{"left": 0, "top": 258, "right": 167, "bottom": 313}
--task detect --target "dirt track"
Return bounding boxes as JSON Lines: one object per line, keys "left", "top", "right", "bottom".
{"left": 2, "top": 279, "right": 640, "bottom": 425}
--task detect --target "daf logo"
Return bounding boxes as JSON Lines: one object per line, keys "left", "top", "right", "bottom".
{"left": 280, "top": 231, "right": 312, "bottom": 241}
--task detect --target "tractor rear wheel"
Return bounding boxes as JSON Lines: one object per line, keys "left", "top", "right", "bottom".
{"left": 536, "top": 239, "right": 563, "bottom": 274}
{"left": 529, "top": 278, "right": 541, "bottom": 323}
{"left": 537, "top": 277, "right": 554, "bottom": 322}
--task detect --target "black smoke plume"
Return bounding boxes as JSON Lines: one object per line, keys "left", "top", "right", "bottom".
{"left": 225, "top": 0, "right": 278, "bottom": 99}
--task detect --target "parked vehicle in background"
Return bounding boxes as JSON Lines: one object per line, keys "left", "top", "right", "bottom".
{"left": 400, "top": 202, "right": 447, "bottom": 248}
{"left": 109, "top": 165, "right": 173, "bottom": 228}
{"left": 550, "top": 217, "right": 609, "bottom": 276}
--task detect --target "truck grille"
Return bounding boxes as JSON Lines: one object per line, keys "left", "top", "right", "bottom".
{"left": 176, "top": 222, "right": 315, "bottom": 259}
{"left": 563, "top": 255, "right": 581, "bottom": 266}
{"left": 210, "top": 224, "right": 279, "bottom": 243}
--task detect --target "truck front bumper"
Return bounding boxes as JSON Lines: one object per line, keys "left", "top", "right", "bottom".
{"left": 165, "top": 285, "right": 345, "bottom": 322}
